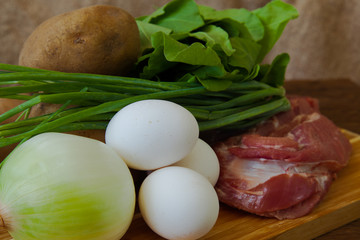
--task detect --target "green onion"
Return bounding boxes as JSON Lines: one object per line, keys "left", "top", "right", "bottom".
{"left": 0, "top": 0, "right": 298, "bottom": 149}
{"left": 0, "top": 63, "right": 290, "bottom": 148}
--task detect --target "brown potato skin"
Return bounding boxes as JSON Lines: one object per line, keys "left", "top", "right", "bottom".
{"left": 18, "top": 5, "right": 141, "bottom": 76}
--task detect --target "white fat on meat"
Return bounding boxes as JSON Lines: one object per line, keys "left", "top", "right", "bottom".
{"left": 213, "top": 96, "right": 352, "bottom": 219}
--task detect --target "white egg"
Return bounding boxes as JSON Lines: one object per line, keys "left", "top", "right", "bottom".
{"left": 172, "top": 138, "right": 220, "bottom": 186}
{"left": 105, "top": 100, "right": 199, "bottom": 170}
{"left": 138, "top": 166, "right": 219, "bottom": 240}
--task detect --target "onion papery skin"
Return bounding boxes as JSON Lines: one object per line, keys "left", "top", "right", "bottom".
{"left": 0, "top": 132, "right": 136, "bottom": 240}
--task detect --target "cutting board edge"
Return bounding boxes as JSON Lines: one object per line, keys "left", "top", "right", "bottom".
{"left": 273, "top": 200, "right": 360, "bottom": 240}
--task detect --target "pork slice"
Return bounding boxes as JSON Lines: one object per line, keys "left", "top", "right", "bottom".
{"left": 214, "top": 96, "right": 352, "bottom": 219}
{"left": 229, "top": 112, "right": 351, "bottom": 170}
{"left": 215, "top": 148, "right": 334, "bottom": 219}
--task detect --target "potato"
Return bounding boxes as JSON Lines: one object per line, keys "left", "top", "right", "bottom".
{"left": 18, "top": 5, "right": 141, "bottom": 76}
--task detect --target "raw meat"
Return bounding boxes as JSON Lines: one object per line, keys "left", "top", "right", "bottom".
{"left": 213, "top": 96, "right": 352, "bottom": 219}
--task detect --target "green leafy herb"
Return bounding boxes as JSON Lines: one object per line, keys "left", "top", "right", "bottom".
{"left": 161, "top": 32, "right": 222, "bottom": 66}
{"left": 189, "top": 25, "right": 235, "bottom": 56}
{"left": 135, "top": 0, "right": 298, "bottom": 91}
{"left": 198, "top": 5, "right": 264, "bottom": 41}
{"left": 0, "top": 0, "right": 298, "bottom": 148}
{"left": 253, "top": 0, "right": 299, "bottom": 62}
{"left": 136, "top": 21, "right": 172, "bottom": 53}
{"left": 257, "top": 53, "right": 290, "bottom": 87}
{"left": 140, "top": 0, "right": 204, "bottom": 33}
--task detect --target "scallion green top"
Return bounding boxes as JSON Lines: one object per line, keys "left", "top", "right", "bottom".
{"left": 0, "top": 0, "right": 298, "bottom": 148}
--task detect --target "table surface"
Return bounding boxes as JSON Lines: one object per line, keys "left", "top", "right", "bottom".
{"left": 284, "top": 79, "right": 360, "bottom": 239}
{"left": 0, "top": 79, "right": 359, "bottom": 240}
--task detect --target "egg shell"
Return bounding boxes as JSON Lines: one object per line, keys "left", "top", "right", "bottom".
{"left": 138, "top": 166, "right": 219, "bottom": 240}
{"left": 105, "top": 100, "right": 199, "bottom": 170}
{"left": 172, "top": 138, "right": 220, "bottom": 186}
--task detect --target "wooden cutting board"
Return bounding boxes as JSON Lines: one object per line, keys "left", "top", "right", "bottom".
{"left": 0, "top": 129, "right": 359, "bottom": 240}
{"left": 124, "top": 130, "right": 360, "bottom": 240}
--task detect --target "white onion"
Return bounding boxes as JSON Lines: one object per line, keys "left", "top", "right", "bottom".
{"left": 0, "top": 132, "right": 135, "bottom": 240}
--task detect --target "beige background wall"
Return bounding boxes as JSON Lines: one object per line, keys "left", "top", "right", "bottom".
{"left": 1, "top": 0, "right": 360, "bottom": 85}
